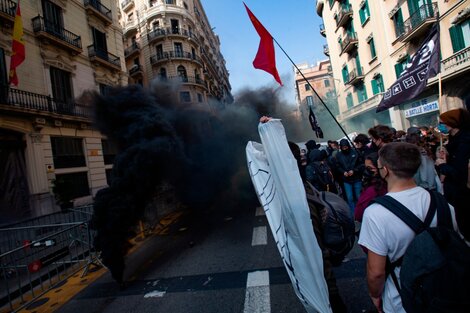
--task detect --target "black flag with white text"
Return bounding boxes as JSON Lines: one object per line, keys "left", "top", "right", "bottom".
{"left": 376, "top": 24, "right": 440, "bottom": 112}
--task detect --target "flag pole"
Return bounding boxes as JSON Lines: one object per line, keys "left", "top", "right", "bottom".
{"left": 272, "top": 38, "right": 353, "bottom": 145}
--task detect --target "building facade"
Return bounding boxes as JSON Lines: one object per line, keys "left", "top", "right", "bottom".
{"left": 294, "top": 59, "right": 341, "bottom": 140}
{"left": 119, "top": 0, "right": 232, "bottom": 107}
{"left": 316, "top": 0, "right": 470, "bottom": 133}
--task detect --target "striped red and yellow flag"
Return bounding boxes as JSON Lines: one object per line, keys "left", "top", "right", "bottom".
{"left": 9, "top": 0, "right": 25, "bottom": 86}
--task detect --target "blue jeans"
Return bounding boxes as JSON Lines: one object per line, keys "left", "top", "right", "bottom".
{"left": 344, "top": 180, "right": 362, "bottom": 216}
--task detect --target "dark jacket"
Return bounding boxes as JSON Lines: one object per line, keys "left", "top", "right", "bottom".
{"left": 336, "top": 149, "right": 363, "bottom": 182}
{"left": 306, "top": 150, "right": 337, "bottom": 193}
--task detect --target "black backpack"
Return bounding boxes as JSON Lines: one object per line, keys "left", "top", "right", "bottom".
{"left": 305, "top": 181, "right": 355, "bottom": 266}
{"left": 373, "top": 191, "right": 470, "bottom": 313}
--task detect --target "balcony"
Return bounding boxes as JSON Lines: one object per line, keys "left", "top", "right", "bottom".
{"left": 347, "top": 67, "right": 364, "bottom": 85}
{"left": 84, "top": 0, "right": 112, "bottom": 25}
{"left": 87, "top": 45, "right": 121, "bottom": 71}
{"left": 440, "top": 46, "right": 470, "bottom": 78}
{"left": 121, "top": 0, "right": 134, "bottom": 12}
{"left": 129, "top": 64, "right": 143, "bottom": 77}
{"left": 168, "top": 76, "right": 207, "bottom": 89}
{"left": 320, "top": 24, "right": 326, "bottom": 37}
{"left": 335, "top": 3, "right": 353, "bottom": 28}
{"left": 339, "top": 92, "right": 383, "bottom": 121}
{"left": 32, "top": 16, "right": 82, "bottom": 55}
{"left": 124, "top": 41, "right": 140, "bottom": 58}
{"left": 0, "top": 86, "right": 92, "bottom": 119}
{"left": 400, "top": 3, "right": 438, "bottom": 42}
{"left": 339, "top": 32, "right": 358, "bottom": 55}
{"left": 150, "top": 50, "right": 202, "bottom": 66}
{"left": 147, "top": 27, "right": 199, "bottom": 45}
{"left": 323, "top": 44, "right": 329, "bottom": 56}
{"left": 0, "top": 0, "right": 15, "bottom": 26}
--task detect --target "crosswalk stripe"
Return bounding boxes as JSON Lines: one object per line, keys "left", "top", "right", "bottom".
{"left": 243, "top": 271, "right": 270, "bottom": 313}
{"left": 251, "top": 226, "right": 267, "bottom": 246}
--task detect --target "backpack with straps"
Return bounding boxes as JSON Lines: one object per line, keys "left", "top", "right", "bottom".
{"left": 373, "top": 190, "right": 470, "bottom": 313}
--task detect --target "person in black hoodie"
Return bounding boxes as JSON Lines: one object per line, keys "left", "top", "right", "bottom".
{"left": 336, "top": 139, "right": 363, "bottom": 216}
{"left": 435, "top": 108, "right": 470, "bottom": 239}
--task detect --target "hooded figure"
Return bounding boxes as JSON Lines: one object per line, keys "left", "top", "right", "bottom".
{"left": 306, "top": 149, "right": 337, "bottom": 193}
{"left": 436, "top": 108, "right": 470, "bottom": 239}
{"left": 336, "top": 139, "right": 363, "bottom": 213}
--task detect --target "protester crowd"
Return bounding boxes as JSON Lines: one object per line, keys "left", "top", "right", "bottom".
{"left": 262, "top": 108, "right": 470, "bottom": 313}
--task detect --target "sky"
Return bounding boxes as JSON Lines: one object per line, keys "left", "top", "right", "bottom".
{"left": 201, "top": 0, "right": 328, "bottom": 104}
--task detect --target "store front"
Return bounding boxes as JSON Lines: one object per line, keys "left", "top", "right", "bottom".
{"left": 400, "top": 94, "right": 440, "bottom": 129}
{"left": 344, "top": 108, "right": 392, "bottom": 134}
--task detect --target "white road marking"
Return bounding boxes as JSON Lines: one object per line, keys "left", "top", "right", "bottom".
{"left": 243, "top": 271, "right": 270, "bottom": 313}
{"left": 251, "top": 226, "right": 267, "bottom": 246}
{"left": 144, "top": 290, "right": 166, "bottom": 298}
{"left": 255, "top": 206, "right": 265, "bottom": 216}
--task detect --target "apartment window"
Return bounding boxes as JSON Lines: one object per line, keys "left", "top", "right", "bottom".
{"left": 177, "top": 65, "right": 187, "bottom": 82}
{"left": 166, "top": 0, "right": 175, "bottom": 4}
{"left": 174, "top": 42, "right": 183, "bottom": 57}
{"left": 156, "top": 44, "right": 163, "bottom": 57}
{"left": 51, "top": 137, "right": 86, "bottom": 169}
{"left": 102, "top": 139, "right": 118, "bottom": 165}
{"left": 159, "top": 67, "right": 167, "bottom": 80}
{"left": 305, "top": 84, "right": 311, "bottom": 91}
{"left": 133, "top": 57, "right": 139, "bottom": 65}
{"left": 127, "top": 12, "right": 133, "bottom": 21}
{"left": 50, "top": 66, "right": 73, "bottom": 112}
{"left": 152, "top": 20, "right": 160, "bottom": 30}
{"left": 197, "top": 93, "right": 203, "bottom": 102}
{"left": 449, "top": 21, "right": 470, "bottom": 53}
{"left": 392, "top": 9, "right": 404, "bottom": 38}
{"left": 328, "top": 0, "right": 334, "bottom": 9}
{"left": 346, "top": 92, "right": 354, "bottom": 109}
{"left": 355, "top": 83, "right": 368, "bottom": 103}
{"left": 359, "top": 0, "right": 370, "bottom": 25}
{"left": 55, "top": 172, "right": 90, "bottom": 199}
{"left": 324, "top": 79, "right": 330, "bottom": 87}
{"left": 395, "top": 56, "right": 410, "bottom": 78}
{"left": 306, "top": 96, "right": 314, "bottom": 106}
{"left": 99, "top": 83, "right": 111, "bottom": 96}
{"left": 180, "top": 91, "right": 191, "bottom": 102}
{"left": 183, "top": 2, "right": 188, "bottom": 9}
{"left": 92, "top": 27, "right": 108, "bottom": 58}
{"left": 42, "top": 0, "right": 64, "bottom": 36}
{"left": 368, "top": 37, "right": 377, "bottom": 60}
{"left": 341, "top": 65, "right": 349, "bottom": 84}
{"left": 171, "top": 19, "right": 179, "bottom": 34}
{"left": 371, "top": 74, "right": 385, "bottom": 95}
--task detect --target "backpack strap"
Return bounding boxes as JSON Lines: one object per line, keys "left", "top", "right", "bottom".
{"left": 429, "top": 190, "right": 453, "bottom": 229}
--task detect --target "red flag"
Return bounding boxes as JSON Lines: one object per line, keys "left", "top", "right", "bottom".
{"left": 244, "top": 3, "right": 282, "bottom": 86}
{"left": 9, "top": 0, "right": 25, "bottom": 86}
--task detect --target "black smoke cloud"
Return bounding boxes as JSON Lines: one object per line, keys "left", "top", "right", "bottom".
{"left": 90, "top": 83, "right": 311, "bottom": 283}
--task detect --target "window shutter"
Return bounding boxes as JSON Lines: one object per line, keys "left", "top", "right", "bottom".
{"left": 449, "top": 25, "right": 465, "bottom": 53}
{"left": 342, "top": 66, "right": 349, "bottom": 83}
{"left": 395, "top": 63, "right": 402, "bottom": 78}
{"left": 371, "top": 79, "right": 378, "bottom": 95}
{"left": 370, "top": 38, "right": 376, "bottom": 58}
{"left": 359, "top": 8, "right": 365, "bottom": 24}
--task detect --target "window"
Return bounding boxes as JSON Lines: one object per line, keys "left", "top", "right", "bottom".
{"left": 55, "top": 172, "right": 90, "bottom": 199}
{"left": 99, "top": 83, "right": 111, "bottom": 96}
{"left": 392, "top": 9, "right": 404, "bottom": 38}
{"left": 329, "top": 0, "right": 334, "bottom": 9}
{"left": 306, "top": 96, "right": 314, "bottom": 106}
{"left": 177, "top": 65, "right": 187, "bottom": 82}
{"left": 183, "top": 2, "right": 188, "bottom": 9}
{"left": 371, "top": 74, "right": 385, "bottom": 95}
{"left": 102, "top": 139, "right": 118, "bottom": 165}
{"left": 159, "top": 67, "right": 167, "bottom": 80}
{"left": 171, "top": 19, "right": 179, "bottom": 34}
{"left": 359, "top": 0, "right": 370, "bottom": 25}
{"left": 395, "top": 56, "right": 410, "bottom": 78}
{"left": 127, "top": 12, "right": 133, "bottom": 21}
{"left": 50, "top": 66, "right": 73, "bottom": 113}
{"left": 42, "top": 0, "right": 63, "bottom": 36}
{"left": 342, "top": 65, "right": 349, "bottom": 84}
{"left": 166, "top": 0, "right": 174, "bottom": 4}
{"left": 51, "top": 137, "right": 86, "bottom": 168}
{"left": 305, "top": 84, "right": 311, "bottom": 91}
{"left": 346, "top": 93, "right": 354, "bottom": 109}
{"left": 180, "top": 91, "right": 191, "bottom": 102}
{"left": 197, "top": 93, "right": 203, "bottom": 102}
{"left": 174, "top": 42, "right": 183, "bottom": 57}
{"left": 0, "top": 48, "right": 7, "bottom": 102}
{"left": 368, "top": 37, "right": 376, "bottom": 59}
{"left": 449, "top": 21, "right": 470, "bottom": 53}
{"left": 156, "top": 44, "right": 163, "bottom": 57}
{"left": 324, "top": 79, "right": 330, "bottom": 87}
{"left": 152, "top": 20, "right": 160, "bottom": 30}
{"left": 92, "top": 27, "right": 108, "bottom": 58}
{"left": 133, "top": 57, "right": 139, "bottom": 65}
{"left": 355, "top": 83, "right": 368, "bottom": 103}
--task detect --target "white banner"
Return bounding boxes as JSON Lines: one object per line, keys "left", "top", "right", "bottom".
{"left": 246, "top": 119, "right": 331, "bottom": 313}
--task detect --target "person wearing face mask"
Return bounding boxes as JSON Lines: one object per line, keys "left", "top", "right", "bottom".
{"left": 354, "top": 153, "right": 387, "bottom": 223}
{"left": 435, "top": 108, "right": 470, "bottom": 239}
{"left": 368, "top": 125, "right": 394, "bottom": 152}
{"left": 336, "top": 139, "right": 363, "bottom": 215}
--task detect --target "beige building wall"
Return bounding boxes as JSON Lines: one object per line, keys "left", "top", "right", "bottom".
{"left": 119, "top": 0, "right": 232, "bottom": 106}
{"left": 317, "top": 0, "right": 470, "bottom": 134}
{"left": 0, "top": 0, "right": 126, "bottom": 223}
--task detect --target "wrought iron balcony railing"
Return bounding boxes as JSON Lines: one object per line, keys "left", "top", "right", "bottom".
{"left": 124, "top": 41, "right": 140, "bottom": 57}
{"left": 87, "top": 45, "right": 120, "bottom": 68}
{"left": 320, "top": 23, "right": 326, "bottom": 36}
{"left": 335, "top": 3, "right": 353, "bottom": 28}
{"left": 0, "top": 86, "right": 91, "bottom": 118}
{"left": 323, "top": 44, "right": 329, "bottom": 56}
{"left": 0, "top": 0, "right": 16, "bottom": 19}
{"left": 339, "top": 32, "right": 358, "bottom": 54}
{"left": 347, "top": 67, "right": 364, "bottom": 85}
{"left": 32, "top": 16, "right": 82, "bottom": 50}
{"left": 150, "top": 50, "right": 201, "bottom": 64}
{"left": 168, "top": 75, "right": 207, "bottom": 88}
{"left": 400, "top": 3, "right": 438, "bottom": 41}
{"left": 129, "top": 64, "right": 143, "bottom": 76}
{"left": 84, "top": 0, "right": 112, "bottom": 23}
{"left": 147, "top": 27, "right": 199, "bottom": 44}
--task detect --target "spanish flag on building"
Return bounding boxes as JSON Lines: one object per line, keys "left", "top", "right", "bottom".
{"left": 9, "top": 0, "right": 25, "bottom": 86}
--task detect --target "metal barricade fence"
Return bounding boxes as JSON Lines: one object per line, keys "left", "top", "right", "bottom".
{"left": 0, "top": 205, "right": 101, "bottom": 312}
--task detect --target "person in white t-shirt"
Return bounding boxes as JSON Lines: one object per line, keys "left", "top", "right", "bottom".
{"left": 358, "top": 142, "right": 459, "bottom": 313}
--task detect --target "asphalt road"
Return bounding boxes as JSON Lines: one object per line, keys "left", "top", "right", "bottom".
{"left": 55, "top": 205, "right": 375, "bottom": 313}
